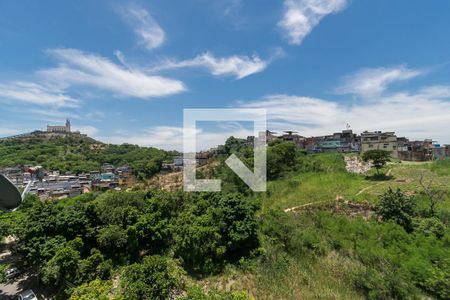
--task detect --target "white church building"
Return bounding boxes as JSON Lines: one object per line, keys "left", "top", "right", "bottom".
{"left": 47, "top": 119, "right": 71, "bottom": 133}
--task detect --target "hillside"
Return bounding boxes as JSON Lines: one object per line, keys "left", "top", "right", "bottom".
{"left": 198, "top": 148, "right": 450, "bottom": 299}
{"left": 0, "top": 131, "right": 176, "bottom": 178}
{"left": 0, "top": 140, "right": 449, "bottom": 299}
{"left": 0, "top": 130, "right": 98, "bottom": 143}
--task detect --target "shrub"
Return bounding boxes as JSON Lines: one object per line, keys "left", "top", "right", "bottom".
{"left": 120, "top": 255, "right": 183, "bottom": 300}
{"left": 69, "top": 279, "right": 111, "bottom": 300}
{"left": 413, "top": 217, "right": 446, "bottom": 238}
{"left": 353, "top": 265, "right": 420, "bottom": 300}
{"left": 376, "top": 188, "right": 415, "bottom": 232}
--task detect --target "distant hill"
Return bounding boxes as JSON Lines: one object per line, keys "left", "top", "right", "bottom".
{"left": 0, "top": 131, "right": 177, "bottom": 178}
{"left": 0, "top": 130, "right": 99, "bottom": 144}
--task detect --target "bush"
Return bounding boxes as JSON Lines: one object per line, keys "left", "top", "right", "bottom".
{"left": 69, "top": 279, "right": 111, "bottom": 300}
{"left": 413, "top": 217, "right": 446, "bottom": 238}
{"left": 353, "top": 265, "right": 420, "bottom": 300}
{"left": 376, "top": 188, "right": 415, "bottom": 232}
{"left": 120, "top": 255, "right": 183, "bottom": 300}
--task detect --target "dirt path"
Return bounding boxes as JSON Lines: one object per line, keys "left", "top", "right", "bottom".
{"left": 283, "top": 200, "right": 330, "bottom": 212}
{"left": 284, "top": 166, "right": 393, "bottom": 212}
{"left": 354, "top": 168, "right": 392, "bottom": 196}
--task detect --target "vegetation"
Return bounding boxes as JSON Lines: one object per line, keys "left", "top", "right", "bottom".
{"left": 0, "top": 263, "right": 7, "bottom": 283}
{"left": 0, "top": 138, "right": 449, "bottom": 299}
{"left": 362, "top": 149, "right": 391, "bottom": 175}
{"left": 0, "top": 136, "right": 175, "bottom": 178}
{"left": 376, "top": 188, "right": 415, "bottom": 232}
{"left": 120, "top": 255, "right": 183, "bottom": 299}
{"left": 431, "top": 157, "right": 450, "bottom": 176}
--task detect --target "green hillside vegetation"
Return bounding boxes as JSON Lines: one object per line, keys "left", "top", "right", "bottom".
{"left": 432, "top": 158, "right": 450, "bottom": 176}
{"left": 0, "top": 138, "right": 449, "bottom": 299}
{"left": 0, "top": 135, "right": 176, "bottom": 179}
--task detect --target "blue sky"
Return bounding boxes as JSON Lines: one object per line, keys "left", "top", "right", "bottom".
{"left": 1, "top": 0, "right": 450, "bottom": 150}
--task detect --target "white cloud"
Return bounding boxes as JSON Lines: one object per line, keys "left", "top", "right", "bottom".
{"left": 120, "top": 5, "right": 165, "bottom": 50}
{"left": 26, "top": 109, "right": 79, "bottom": 124}
{"left": 102, "top": 126, "right": 185, "bottom": 150}
{"left": 0, "top": 127, "right": 20, "bottom": 136}
{"left": 279, "top": 0, "right": 348, "bottom": 45}
{"left": 114, "top": 50, "right": 128, "bottom": 67}
{"left": 72, "top": 125, "right": 99, "bottom": 136}
{"left": 417, "top": 85, "right": 450, "bottom": 99}
{"left": 337, "top": 66, "right": 422, "bottom": 97}
{"left": 102, "top": 124, "right": 253, "bottom": 151}
{"left": 40, "top": 48, "right": 186, "bottom": 99}
{"left": 0, "top": 81, "right": 78, "bottom": 108}
{"left": 151, "top": 52, "right": 269, "bottom": 79}
{"left": 239, "top": 91, "right": 450, "bottom": 144}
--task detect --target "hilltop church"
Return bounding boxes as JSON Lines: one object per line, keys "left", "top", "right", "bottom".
{"left": 47, "top": 119, "right": 71, "bottom": 133}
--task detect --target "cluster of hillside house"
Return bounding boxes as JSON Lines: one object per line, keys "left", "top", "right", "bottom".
{"left": 164, "top": 129, "right": 449, "bottom": 171}
{"left": 258, "top": 129, "right": 449, "bottom": 161}
{"left": 0, "top": 163, "right": 137, "bottom": 200}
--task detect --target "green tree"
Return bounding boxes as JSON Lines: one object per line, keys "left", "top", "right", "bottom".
{"left": 266, "top": 142, "right": 298, "bottom": 180}
{"left": 120, "top": 255, "right": 183, "bottom": 300}
{"left": 42, "top": 239, "right": 82, "bottom": 286}
{"left": 376, "top": 188, "right": 415, "bottom": 231}
{"left": 70, "top": 279, "right": 111, "bottom": 300}
{"left": 362, "top": 149, "right": 391, "bottom": 175}
{"left": 173, "top": 193, "right": 259, "bottom": 274}
{"left": 97, "top": 225, "right": 128, "bottom": 250}
{"left": 93, "top": 191, "right": 145, "bottom": 227}
{"left": 78, "top": 248, "right": 112, "bottom": 284}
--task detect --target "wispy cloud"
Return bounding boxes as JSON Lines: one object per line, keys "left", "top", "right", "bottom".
{"left": 336, "top": 65, "right": 422, "bottom": 97}
{"left": 0, "top": 127, "right": 20, "bottom": 136}
{"left": 279, "top": 0, "right": 348, "bottom": 45}
{"left": 151, "top": 51, "right": 275, "bottom": 79}
{"left": 40, "top": 48, "right": 186, "bottom": 99}
{"left": 239, "top": 90, "right": 450, "bottom": 143}
{"left": 72, "top": 125, "right": 99, "bottom": 136}
{"left": 102, "top": 126, "right": 185, "bottom": 150}
{"left": 0, "top": 81, "right": 78, "bottom": 108}
{"left": 27, "top": 108, "right": 79, "bottom": 123}
{"left": 102, "top": 124, "right": 253, "bottom": 151}
{"left": 119, "top": 5, "right": 165, "bottom": 50}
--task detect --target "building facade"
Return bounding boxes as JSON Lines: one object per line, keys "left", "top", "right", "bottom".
{"left": 47, "top": 119, "right": 71, "bottom": 133}
{"left": 361, "top": 131, "right": 398, "bottom": 158}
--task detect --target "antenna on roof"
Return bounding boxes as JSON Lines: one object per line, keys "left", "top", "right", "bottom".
{"left": 346, "top": 123, "right": 351, "bottom": 130}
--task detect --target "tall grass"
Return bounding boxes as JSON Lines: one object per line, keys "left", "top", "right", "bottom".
{"left": 256, "top": 153, "right": 370, "bottom": 210}
{"left": 431, "top": 158, "right": 450, "bottom": 176}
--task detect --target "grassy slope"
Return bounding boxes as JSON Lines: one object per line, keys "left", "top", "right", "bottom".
{"left": 257, "top": 154, "right": 368, "bottom": 212}
{"left": 259, "top": 155, "right": 450, "bottom": 212}
{"left": 197, "top": 154, "right": 450, "bottom": 299}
